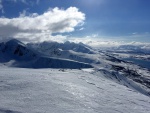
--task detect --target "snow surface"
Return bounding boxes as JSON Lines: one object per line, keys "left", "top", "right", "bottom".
{"left": 1, "top": 39, "right": 150, "bottom": 96}
{"left": 0, "top": 67, "right": 150, "bottom": 113}
{"left": 1, "top": 39, "right": 150, "bottom": 113}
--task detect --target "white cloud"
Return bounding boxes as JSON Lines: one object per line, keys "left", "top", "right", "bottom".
{"left": 19, "top": 9, "right": 29, "bottom": 17}
{"left": 66, "top": 34, "right": 150, "bottom": 48}
{"left": 79, "top": 27, "right": 84, "bottom": 31}
{"left": 0, "top": 7, "right": 85, "bottom": 42}
{"left": 68, "top": 37, "right": 122, "bottom": 47}
{"left": 132, "top": 32, "right": 138, "bottom": 35}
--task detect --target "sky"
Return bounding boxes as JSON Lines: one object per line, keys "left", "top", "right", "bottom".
{"left": 0, "top": 0, "right": 150, "bottom": 44}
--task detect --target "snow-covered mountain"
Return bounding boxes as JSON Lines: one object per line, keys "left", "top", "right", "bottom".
{"left": 0, "top": 39, "right": 37, "bottom": 61}
{"left": 27, "top": 41, "right": 95, "bottom": 54}
{"left": 27, "top": 41, "right": 98, "bottom": 64}
{"left": 0, "top": 39, "right": 150, "bottom": 97}
{"left": 0, "top": 39, "right": 92, "bottom": 69}
{"left": 0, "top": 39, "right": 150, "bottom": 112}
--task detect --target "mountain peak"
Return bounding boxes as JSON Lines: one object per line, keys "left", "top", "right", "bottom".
{"left": 6, "top": 39, "right": 25, "bottom": 47}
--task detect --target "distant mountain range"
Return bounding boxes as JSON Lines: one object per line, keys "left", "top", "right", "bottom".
{"left": 0, "top": 39, "right": 92, "bottom": 68}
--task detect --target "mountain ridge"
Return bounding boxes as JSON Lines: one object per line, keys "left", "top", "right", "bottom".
{"left": 0, "top": 39, "right": 93, "bottom": 69}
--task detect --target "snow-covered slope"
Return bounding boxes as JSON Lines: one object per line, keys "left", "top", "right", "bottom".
{"left": 28, "top": 57, "right": 92, "bottom": 69}
{"left": 0, "top": 67, "right": 149, "bottom": 113}
{"left": 0, "top": 39, "right": 150, "bottom": 96}
{"left": 0, "top": 39, "right": 150, "bottom": 112}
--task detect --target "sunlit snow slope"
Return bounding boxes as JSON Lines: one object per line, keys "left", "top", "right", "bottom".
{"left": 0, "top": 67, "right": 150, "bottom": 113}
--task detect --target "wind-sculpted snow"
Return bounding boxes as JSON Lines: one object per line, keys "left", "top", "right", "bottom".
{"left": 0, "top": 68, "right": 150, "bottom": 113}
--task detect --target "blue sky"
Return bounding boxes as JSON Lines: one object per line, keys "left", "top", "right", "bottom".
{"left": 0, "top": 0, "right": 150, "bottom": 43}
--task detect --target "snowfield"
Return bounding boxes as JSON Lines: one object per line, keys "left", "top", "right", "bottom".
{"left": 1, "top": 39, "right": 150, "bottom": 113}
{"left": 0, "top": 67, "right": 150, "bottom": 113}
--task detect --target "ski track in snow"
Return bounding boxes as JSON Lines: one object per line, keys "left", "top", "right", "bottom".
{"left": 0, "top": 67, "right": 150, "bottom": 113}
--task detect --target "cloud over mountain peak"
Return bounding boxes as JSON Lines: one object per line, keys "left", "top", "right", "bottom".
{"left": 0, "top": 7, "right": 85, "bottom": 42}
